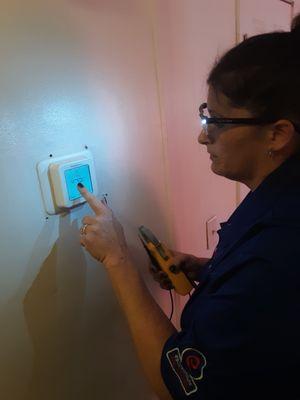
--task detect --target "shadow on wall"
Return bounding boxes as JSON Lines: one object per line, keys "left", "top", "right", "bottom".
{"left": 20, "top": 208, "right": 152, "bottom": 400}
{"left": 23, "top": 213, "right": 86, "bottom": 400}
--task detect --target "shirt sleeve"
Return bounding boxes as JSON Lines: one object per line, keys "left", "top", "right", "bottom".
{"left": 160, "top": 255, "right": 299, "bottom": 399}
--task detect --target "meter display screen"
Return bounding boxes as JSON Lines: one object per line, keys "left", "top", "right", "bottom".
{"left": 64, "top": 164, "right": 93, "bottom": 201}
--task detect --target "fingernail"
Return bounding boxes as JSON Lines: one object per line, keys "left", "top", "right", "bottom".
{"left": 77, "top": 183, "right": 84, "bottom": 188}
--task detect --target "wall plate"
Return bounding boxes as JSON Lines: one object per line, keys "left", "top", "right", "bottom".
{"left": 37, "top": 150, "right": 98, "bottom": 215}
{"left": 206, "top": 216, "right": 219, "bottom": 250}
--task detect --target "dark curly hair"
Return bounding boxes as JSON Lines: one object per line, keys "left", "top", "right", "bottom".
{"left": 207, "top": 13, "right": 300, "bottom": 133}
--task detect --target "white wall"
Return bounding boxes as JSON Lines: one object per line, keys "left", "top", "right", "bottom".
{"left": 0, "top": 1, "right": 169, "bottom": 398}
{"left": 0, "top": 1, "right": 298, "bottom": 399}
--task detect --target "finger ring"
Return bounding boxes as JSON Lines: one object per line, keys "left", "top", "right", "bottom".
{"left": 80, "top": 224, "right": 89, "bottom": 235}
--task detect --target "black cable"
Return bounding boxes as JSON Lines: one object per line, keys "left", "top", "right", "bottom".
{"left": 168, "top": 283, "right": 196, "bottom": 320}
{"left": 168, "top": 290, "right": 174, "bottom": 321}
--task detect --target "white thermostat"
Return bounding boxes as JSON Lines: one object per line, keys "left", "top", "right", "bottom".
{"left": 37, "top": 150, "right": 98, "bottom": 215}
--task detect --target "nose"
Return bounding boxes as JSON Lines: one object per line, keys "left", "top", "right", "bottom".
{"left": 198, "top": 129, "right": 210, "bottom": 145}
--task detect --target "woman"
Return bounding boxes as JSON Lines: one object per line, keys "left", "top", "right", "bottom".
{"left": 78, "top": 14, "right": 300, "bottom": 400}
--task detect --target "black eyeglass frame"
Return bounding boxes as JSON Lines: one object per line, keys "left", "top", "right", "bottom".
{"left": 199, "top": 102, "right": 300, "bottom": 132}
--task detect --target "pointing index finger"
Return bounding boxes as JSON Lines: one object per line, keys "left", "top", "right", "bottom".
{"left": 77, "top": 184, "right": 104, "bottom": 215}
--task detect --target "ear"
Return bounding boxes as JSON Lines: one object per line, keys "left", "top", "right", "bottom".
{"left": 268, "top": 119, "right": 296, "bottom": 151}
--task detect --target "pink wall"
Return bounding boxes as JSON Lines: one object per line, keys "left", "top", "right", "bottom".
{"left": 153, "top": 0, "right": 237, "bottom": 258}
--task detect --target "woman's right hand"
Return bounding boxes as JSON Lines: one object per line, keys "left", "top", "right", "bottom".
{"left": 149, "top": 249, "right": 209, "bottom": 290}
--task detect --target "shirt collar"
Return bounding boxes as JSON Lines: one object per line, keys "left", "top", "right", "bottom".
{"left": 213, "top": 152, "right": 300, "bottom": 262}
{"left": 226, "top": 152, "right": 300, "bottom": 229}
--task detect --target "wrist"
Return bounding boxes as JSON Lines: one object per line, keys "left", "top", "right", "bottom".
{"left": 104, "top": 253, "right": 143, "bottom": 291}
{"left": 103, "top": 250, "right": 133, "bottom": 270}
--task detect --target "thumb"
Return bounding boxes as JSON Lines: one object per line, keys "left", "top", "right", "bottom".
{"left": 169, "top": 252, "right": 188, "bottom": 274}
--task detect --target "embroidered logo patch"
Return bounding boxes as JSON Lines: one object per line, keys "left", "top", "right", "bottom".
{"left": 166, "top": 347, "right": 207, "bottom": 396}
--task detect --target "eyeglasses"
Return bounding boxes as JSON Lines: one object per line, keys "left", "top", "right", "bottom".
{"left": 199, "top": 102, "right": 281, "bottom": 137}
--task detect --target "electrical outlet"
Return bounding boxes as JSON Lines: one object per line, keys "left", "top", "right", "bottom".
{"left": 206, "top": 216, "right": 219, "bottom": 250}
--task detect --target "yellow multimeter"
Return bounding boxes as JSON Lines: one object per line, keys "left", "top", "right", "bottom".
{"left": 138, "top": 225, "right": 194, "bottom": 296}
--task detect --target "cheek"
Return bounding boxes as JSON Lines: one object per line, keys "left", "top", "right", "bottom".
{"left": 211, "top": 131, "right": 262, "bottom": 178}
{"left": 210, "top": 151, "right": 243, "bottom": 180}
{"left": 215, "top": 129, "right": 256, "bottom": 158}
{"left": 210, "top": 134, "right": 249, "bottom": 170}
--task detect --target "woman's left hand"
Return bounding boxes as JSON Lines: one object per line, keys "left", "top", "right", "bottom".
{"left": 78, "top": 185, "right": 130, "bottom": 268}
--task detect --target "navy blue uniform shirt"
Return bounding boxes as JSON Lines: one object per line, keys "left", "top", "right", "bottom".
{"left": 161, "top": 153, "right": 300, "bottom": 399}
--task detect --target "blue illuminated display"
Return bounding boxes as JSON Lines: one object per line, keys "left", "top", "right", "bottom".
{"left": 64, "top": 164, "right": 93, "bottom": 201}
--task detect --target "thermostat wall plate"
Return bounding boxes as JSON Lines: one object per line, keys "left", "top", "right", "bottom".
{"left": 37, "top": 150, "right": 98, "bottom": 215}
